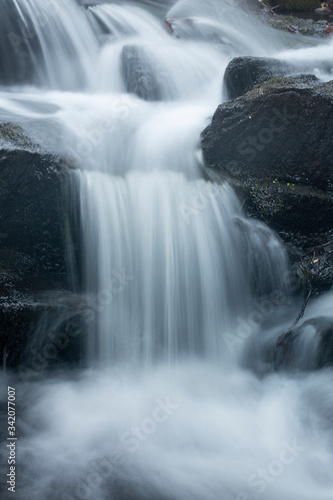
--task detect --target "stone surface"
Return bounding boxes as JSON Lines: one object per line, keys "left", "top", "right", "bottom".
{"left": 223, "top": 56, "right": 290, "bottom": 100}
{"left": 0, "top": 123, "right": 75, "bottom": 368}
{"left": 202, "top": 75, "right": 333, "bottom": 291}
{"left": 121, "top": 44, "right": 163, "bottom": 101}
{"left": 270, "top": 0, "right": 321, "bottom": 12}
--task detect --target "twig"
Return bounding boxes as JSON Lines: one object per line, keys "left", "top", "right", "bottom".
{"left": 287, "top": 283, "right": 312, "bottom": 333}
{"left": 276, "top": 278, "right": 312, "bottom": 347}
{"left": 307, "top": 240, "right": 333, "bottom": 253}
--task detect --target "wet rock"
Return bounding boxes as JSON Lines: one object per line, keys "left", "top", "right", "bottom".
{"left": 243, "top": 313, "right": 333, "bottom": 374}
{"left": 202, "top": 75, "right": 333, "bottom": 192}
{"left": 270, "top": 0, "right": 322, "bottom": 12}
{"left": 223, "top": 56, "right": 333, "bottom": 101}
{"left": 10, "top": 304, "right": 84, "bottom": 377}
{"left": 120, "top": 44, "right": 163, "bottom": 101}
{"left": 275, "top": 317, "right": 333, "bottom": 370}
{"left": 263, "top": 12, "right": 329, "bottom": 37}
{"left": 223, "top": 56, "right": 290, "bottom": 100}
{"left": 202, "top": 75, "right": 333, "bottom": 290}
{"left": 0, "top": 124, "right": 70, "bottom": 278}
{"left": 0, "top": 123, "right": 73, "bottom": 368}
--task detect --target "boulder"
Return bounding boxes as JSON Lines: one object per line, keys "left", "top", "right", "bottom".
{"left": 245, "top": 315, "right": 333, "bottom": 373}
{"left": 0, "top": 123, "right": 76, "bottom": 368}
{"left": 223, "top": 57, "right": 333, "bottom": 101}
{"left": 275, "top": 316, "right": 333, "bottom": 370}
{"left": 201, "top": 75, "right": 333, "bottom": 290}
{"left": 120, "top": 44, "right": 163, "bottom": 101}
{"left": 223, "top": 56, "right": 290, "bottom": 100}
{"left": 0, "top": 123, "right": 69, "bottom": 278}
{"left": 270, "top": 0, "right": 321, "bottom": 12}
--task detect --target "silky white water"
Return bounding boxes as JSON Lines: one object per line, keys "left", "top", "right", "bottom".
{"left": 0, "top": 0, "right": 333, "bottom": 499}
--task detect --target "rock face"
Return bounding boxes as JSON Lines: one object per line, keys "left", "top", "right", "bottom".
{"left": 202, "top": 73, "right": 333, "bottom": 291}
{"left": 0, "top": 123, "right": 76, "bottom": 368}
{"left": 0, "top": 125, "right": 69, "bottom": 278}
{"left": 223, "top": 57, "right": 290, "bottom": 100}
{"left": 202, "top": 74, "right": 333, "bottom": 225}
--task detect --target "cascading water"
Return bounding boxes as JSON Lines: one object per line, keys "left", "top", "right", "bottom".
{"left": 1, "top": 1, "right": 333, "bottom": 499}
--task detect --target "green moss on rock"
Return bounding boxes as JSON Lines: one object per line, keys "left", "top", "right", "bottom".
{"left": 0, "top": 122, "right": 35, "bottom": 149}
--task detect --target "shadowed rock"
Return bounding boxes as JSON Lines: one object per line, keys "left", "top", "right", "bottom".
{"left": 0, "top": 123, "right": 76, "bottom": 368}
{"left": 202, "top": 75, "right": 333, "bottom": 291}
{"left": 270, "top": 0, "right": 322, "bottom": 12}
{"left": 223, "top": 56, "right": 290, "bottom": 100}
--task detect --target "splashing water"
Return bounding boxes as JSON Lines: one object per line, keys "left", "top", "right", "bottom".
{"left": 0, "top": 1, "right": 333, "bottom": 499}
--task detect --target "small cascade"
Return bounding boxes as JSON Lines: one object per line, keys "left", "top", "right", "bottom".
{"left": 76, "top": 170, "right": 289, "bottom": 365}
{"left": 0, "top": 0, "right": 97, "bottom": 88}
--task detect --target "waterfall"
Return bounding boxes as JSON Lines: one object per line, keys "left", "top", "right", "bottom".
{"left": 77, "top": 170, "right": 288, "bottom": 365}
{"left": 0, "top": 0, "right": 97, "bottom": 88}
{"left": 0, "top": 1, "right": 333, "bottom": 499}
{"left": 0, "top": 0, "right": 290, "bottom": 366}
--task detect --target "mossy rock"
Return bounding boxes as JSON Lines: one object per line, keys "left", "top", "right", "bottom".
{"left": 202, "top": 75, "right": 333, "bottom": 291}
{"left": 270, "top": 0, "right": 321, "bottom": 12}
{"left": 0, "top": 123, "right": 36, "bottom": 149}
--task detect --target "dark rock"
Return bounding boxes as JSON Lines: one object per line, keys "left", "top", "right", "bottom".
{"left": 120, "top": 44, "right": 163, "bottom": 101}
{"left": 0, "top": 124, "right": 69, "bottom": 280}
{"left": 0, "top": 123, "right": 74, "bottom": 368}
{"left": 202, "top": 75, "right": 333, "bottom": 290}
{"left": 11, "top": 303, "right": 85, "bottom": 378}
{"left": 0, "top": 2, "right": 43, "bottom": 85}
{"left": 262, "top": 12, "right": 329, "bottom": 38}
{"left": 270, "top": 0, "right": 321, "bottom": 12}
{"left": 202, "top": 74, "right": 333, "bottom": 202}
{"left": 223, "top": 56, "right": 290, "bottom": 100}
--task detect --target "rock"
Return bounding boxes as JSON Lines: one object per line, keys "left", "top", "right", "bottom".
{"left": 270, "top": 0, "right": 322, "bottom": 12}
{"left": 120, "top": 44, "right": 163, "bottom": 101}
{"left": 260, "top": 11, "right": 329, "bottom": 37}
{"left": 223, "top": 56, "right": 290, "bottom": 100}
{"left": 0, "top": 123, "right": 75, "bottom": 368}
{"left": 223, "top": 56, "right": 333, "bottom": 101}
{"left": 9, "top": 302, "right": 85, "bottom": 379}
{"left": 246, "top": 315, "right": 333, "bottom": 373}
{"left": 0, "top": 3, "right": 40, "bottom": 85}
{"left": 275, "top": 317, "right": 333, "bottom": 370}
{"left": 201, "top": 75, "right": 333, "bottom": 290}
{"left": 202, "top": 74, "right": 333, "bottom": 201}
{"left": 0, "top": 124, "right": 69, "bottom": 278}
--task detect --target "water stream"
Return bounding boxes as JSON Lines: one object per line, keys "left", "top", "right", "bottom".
{"left": 1, "top": 1, "right": 333, "bottom": 499}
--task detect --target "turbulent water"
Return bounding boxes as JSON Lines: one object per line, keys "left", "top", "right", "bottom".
{"left": 1, "top": 0, "right": 333, "bottom": 499}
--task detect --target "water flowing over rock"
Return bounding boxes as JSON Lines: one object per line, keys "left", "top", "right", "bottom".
{"left": 202, "top": 75, "right": 333, "bottom": 282}
{"left": 120, "top": 44, "right": 163, "bottom": 101}
{"left": 223, "top": 56, "right": 290, "bottom": 100}
{"left": 0, "top": 0, "right": 96, "bottom": 89}
{"left": 244, "top": 311, "right": 333, "bottom": 374}
{"left": 1, "top": 1, "right": 333, "bottom": 499}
